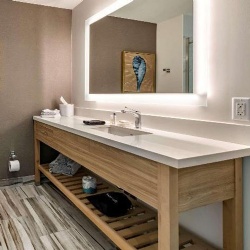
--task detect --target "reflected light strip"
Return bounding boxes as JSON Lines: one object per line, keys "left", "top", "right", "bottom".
{"left": 87, "top": 93, "right": 206, "bottom": 106}
{"left": 85, "top": 0, "right": 209, "bottom": 106}
{"left": 85, "top": 0, "right": 133, "bottom": 101}
{"left": 194, "top": 0, "right": 210, "bottom": 95}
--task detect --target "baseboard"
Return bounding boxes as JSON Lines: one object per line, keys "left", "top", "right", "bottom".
{"left": 0, "top": 175, "right": 34, "bottom": 187}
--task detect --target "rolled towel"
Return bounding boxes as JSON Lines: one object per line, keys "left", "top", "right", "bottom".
{"left": 49, "top": 154, "right": 81, "bottom": 176}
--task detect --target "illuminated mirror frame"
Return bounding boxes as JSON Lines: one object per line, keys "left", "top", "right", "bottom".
{"left": 85, "top": 0, "right": 209, "bottom": 106}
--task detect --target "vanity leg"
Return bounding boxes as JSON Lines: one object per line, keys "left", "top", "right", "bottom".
{"left": 223, "top": 158, "right": 243, "bottom": 250}
{"left": 34, "top": 138, "right": 41, "bottom": 186}
{"left": 158, "top": 165, "right": 179, "bottom": 250}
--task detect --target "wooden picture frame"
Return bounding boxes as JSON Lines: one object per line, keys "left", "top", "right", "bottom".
{"left": 122, "top": 51, "right": 156, "bottom": 93}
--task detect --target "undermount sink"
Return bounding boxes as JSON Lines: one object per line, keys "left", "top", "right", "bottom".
{"left": 92, "top": 125, "right": 152, "bottom": 137}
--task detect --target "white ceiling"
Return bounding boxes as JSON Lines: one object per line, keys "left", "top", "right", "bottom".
{"left": 12, "top": 0, "right": 83, "bottom": 9}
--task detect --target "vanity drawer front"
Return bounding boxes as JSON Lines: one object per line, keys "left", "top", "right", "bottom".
{"left": 35, "top": 122, "right": 54, "bottom": 138}
{"left": 34, "top": 121, "right": 90, "bottom": 155}
{"left": 87, "top": 140, "right": 159, "bottom": 209}
{"left": 178, "top": 160, "right": 235, "bottom": 212}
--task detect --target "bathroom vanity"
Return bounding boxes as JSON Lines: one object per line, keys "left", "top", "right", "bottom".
{"left": 33, "top": 116, "right": 250, "bottom": 250}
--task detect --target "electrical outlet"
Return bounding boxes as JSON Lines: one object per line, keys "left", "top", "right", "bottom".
{"left": 232, "top": 97, "right": 250, "bottom": 121}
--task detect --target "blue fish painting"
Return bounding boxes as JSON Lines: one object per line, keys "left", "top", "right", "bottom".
{"left": 132, "top": 56, "right": 146, "bottom": 92}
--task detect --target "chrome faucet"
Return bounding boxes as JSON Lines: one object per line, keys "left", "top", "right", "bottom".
{"left": 121, "top": 107, "right": 141, "bottom": 129}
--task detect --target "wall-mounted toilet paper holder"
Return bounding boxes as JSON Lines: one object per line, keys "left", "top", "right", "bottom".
{"left": 9, "top": 151, "right": 20, "bottom": 172}
{"left": 9, "top": 151, "right": 17, "bottom": 161}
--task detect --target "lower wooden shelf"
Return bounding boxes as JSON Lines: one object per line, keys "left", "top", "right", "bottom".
{"left": 38, "top": 164, "right": 217, "bottom": 250}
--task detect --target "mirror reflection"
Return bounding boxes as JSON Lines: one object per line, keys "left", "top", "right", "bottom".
{"left": 89, "top": 0, "right": 193, "bottom": 94}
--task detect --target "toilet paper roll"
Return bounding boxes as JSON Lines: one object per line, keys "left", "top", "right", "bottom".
{"left": 9, "top": 160, "right": 20, "bottom": 172}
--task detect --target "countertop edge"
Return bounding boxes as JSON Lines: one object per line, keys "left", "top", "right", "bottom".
{"left": 33, "top": 116, "right": 250, "bottom": 169}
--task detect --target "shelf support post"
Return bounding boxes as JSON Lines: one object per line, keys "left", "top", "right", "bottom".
{"left": 223, "top": 158, "right": 243, "bottom": 250}
{"left": 158, "top": 165, "right": 179, "bottom": 250}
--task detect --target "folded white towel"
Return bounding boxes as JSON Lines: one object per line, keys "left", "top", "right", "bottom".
{"left": 41, "top": 113, "right": 61, "bottom": 118}
{"left": 41, "top": 109, "right": 60, "bottom": 116}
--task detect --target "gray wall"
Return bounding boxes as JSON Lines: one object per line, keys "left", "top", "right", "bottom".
{"left": 90, "top": 16, "right": 156, "bottom": 94}
{"left": 0, "top": 0, "right": 72, "bottom": 179}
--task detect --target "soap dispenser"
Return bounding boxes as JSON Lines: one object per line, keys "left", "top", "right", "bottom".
{"left": 110, "top": 113, "right": 116, "bottom": 125}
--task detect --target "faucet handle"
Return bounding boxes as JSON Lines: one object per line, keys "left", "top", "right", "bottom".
{"left": 121, "top": 106, "right": 141, "bottom": 129}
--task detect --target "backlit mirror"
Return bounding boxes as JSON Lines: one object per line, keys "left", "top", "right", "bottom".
{"left": 89, "top": 0, "right": 193, "bottom": 94}
{"left": 85, "top": 0, "right": 208, "bottom": 105}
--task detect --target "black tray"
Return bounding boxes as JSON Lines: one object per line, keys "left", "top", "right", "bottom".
{"left": 83, "top": 120, "right": 106, "bottom": 125}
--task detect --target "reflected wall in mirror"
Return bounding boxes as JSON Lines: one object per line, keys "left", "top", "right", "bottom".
{"left": 89, "top": 0, "right": 193, "bottom": 94}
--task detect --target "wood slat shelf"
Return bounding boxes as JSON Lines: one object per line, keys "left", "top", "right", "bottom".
{"left": 39, "top": 164, "right": 216, "bottom": 250}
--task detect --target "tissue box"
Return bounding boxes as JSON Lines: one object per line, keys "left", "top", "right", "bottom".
{"left": 59, "top": 104, "right": 74, "bottom": 117}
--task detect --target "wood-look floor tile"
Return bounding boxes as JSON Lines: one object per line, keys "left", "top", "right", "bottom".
{"left": 0, "top": 183, "right": 115, "bottom": 250}
{"left": 40, "top": 228, "right": 103, "bottom": 250}
{"left": 8, "top": 185, "right": 42, "bottom": 200}
{"left": 19, "top": 185, "right": 43, "bottom": 198}
{"left": 0, "top": 196, "right": 26, "bottom": 220}
{"left": 41, "top": 184, "right": 116, "bottom": 249}
{"left": 41, "top": 184, "right": 116, "bottom": 250}
{"left": 5, "top": 187, "right": 27, "bottom": 200}
{"left": 0, "top": 190, "right": 27, "bottom": 217}
{"left": 21, "top": 196, "right": 71, "bottom": 235}
{"left": 0, "top": 218, "right": 35, "bottom": 250}
{"left": 14, "top": 217, "right": 46, "bottom": 250}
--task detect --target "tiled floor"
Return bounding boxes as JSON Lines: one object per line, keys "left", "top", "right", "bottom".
{"left": 0, "top": 183, "right": 115, "bottom": 250}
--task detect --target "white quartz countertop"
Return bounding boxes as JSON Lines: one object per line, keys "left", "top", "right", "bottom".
{"left": 33, "top": 116, "right": 250, "bottom": 169}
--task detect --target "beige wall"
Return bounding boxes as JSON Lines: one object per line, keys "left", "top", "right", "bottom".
{"left": 72, "top": 0, "right": 250, "bottom": 248}
{"left": 90, "top": 16, "right": 156, "bottom": 94}
{"left": 0, "top": 0, "right": 72, "bottom": 179}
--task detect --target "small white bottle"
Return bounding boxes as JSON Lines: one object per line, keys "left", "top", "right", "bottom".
{"left": 110, "top": 113, "right": 116, "bottom": 125}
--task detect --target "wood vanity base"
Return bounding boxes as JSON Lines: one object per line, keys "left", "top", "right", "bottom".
{"left": 34, "top": 121, "right": 243, "bottom": 250}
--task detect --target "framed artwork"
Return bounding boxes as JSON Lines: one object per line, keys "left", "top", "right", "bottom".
{"left": 122, "top": 51, "right": 156, "bottom": 93}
